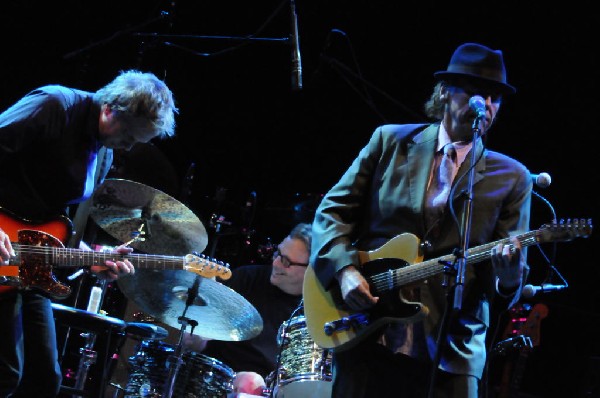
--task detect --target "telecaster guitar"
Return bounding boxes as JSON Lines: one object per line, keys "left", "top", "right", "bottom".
{"left": 0, "top": 208, "right": 231, "bottom": 299}
{"left": 303, "top": 218, "right": 592, "bottom": 351}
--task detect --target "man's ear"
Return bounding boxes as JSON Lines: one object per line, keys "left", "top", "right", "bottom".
{"left": 439, "top": 85, "right": 449, "bottom": 101}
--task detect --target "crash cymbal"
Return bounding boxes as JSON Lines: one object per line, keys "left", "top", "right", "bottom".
{"left": 117, "top": 269, "right": 263, "bottom": 341}
{"left": 90, "top": 178, "right": 207, "bottom": 256}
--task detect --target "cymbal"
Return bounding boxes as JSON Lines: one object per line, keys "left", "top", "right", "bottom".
{"left": 51, "top": 303, "right": 126, "bottom": 333}
{"left": 90, "top": 178, "right": 208, "bottom": 256}
{"left": 117, "top": 269, "right": 263, "bottom": 341}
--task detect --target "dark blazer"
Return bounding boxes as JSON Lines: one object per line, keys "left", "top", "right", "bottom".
{"left": 310, "top": 123, "right": 532, "bottom": 377}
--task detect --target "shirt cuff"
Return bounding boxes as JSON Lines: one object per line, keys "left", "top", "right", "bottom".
{"left": 496, "top": 277, "right": 518, "bottom": 298}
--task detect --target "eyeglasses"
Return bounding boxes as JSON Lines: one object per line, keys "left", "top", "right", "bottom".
{"left": 272, "top": 249, "right": 308, "bottom": 268}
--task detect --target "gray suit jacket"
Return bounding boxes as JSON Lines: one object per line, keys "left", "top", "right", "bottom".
{"left": 310, "top": 123, "right": 532, "bottom": 377}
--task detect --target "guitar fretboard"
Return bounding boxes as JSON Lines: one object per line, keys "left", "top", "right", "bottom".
{"left": 13, "top": 244, "right": 186, "bottom": 270}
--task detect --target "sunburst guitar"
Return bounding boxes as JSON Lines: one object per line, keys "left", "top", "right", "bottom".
{"left": 303, "top": 218, "right": 592, "bottom": 352}
{"left": 0, "top": 207, "right": 231, "bottom": 299}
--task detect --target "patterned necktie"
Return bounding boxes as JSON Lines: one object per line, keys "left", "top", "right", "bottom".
{"left": 431, "top": 143, "right": 457, "bottom": 207}
{"left": 425, "top": 143, "right": 458, "bottom": 230}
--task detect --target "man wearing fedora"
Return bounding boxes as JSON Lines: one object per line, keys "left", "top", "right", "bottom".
{"left": 309, "top": 42, "right": 530, "bottom": 397}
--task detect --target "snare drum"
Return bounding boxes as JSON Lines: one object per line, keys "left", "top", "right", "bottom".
{"left": 274, "top": 315, "right": 332, "bottom": 398}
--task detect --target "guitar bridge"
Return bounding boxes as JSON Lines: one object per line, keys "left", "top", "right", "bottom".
{"left": 323, "top": 313, "right": 369, "bottom": 336}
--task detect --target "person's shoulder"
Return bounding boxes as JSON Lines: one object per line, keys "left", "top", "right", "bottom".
{"left": 28, "top": 85, "right": 91, "bottom": 106}
{"left": 486, "top": 149, "right": 530, "bottom": 173}
{"left": 376, "top": 123, "right": 432, "bottom": 140}
{"left": 485, "top": 149, "right": 532, "bottom": 187}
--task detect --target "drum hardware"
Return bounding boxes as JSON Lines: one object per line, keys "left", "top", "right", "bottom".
{"left": 53, "top": 283, "right": 128, "bottom": 398}
{"left": 123, "top": 275, "right": 241, "bottom": 398}
{"left": 52, "top": 299, "right": 170, "bottom": 398}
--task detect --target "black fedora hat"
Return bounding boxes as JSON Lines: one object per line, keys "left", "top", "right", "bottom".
{"left": 434, "top": 42, "right": 516, "bottom": 95}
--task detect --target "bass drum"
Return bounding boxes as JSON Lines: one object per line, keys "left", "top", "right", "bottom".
{"left": 273, "top": 315, "right": 332, "bottom": 398}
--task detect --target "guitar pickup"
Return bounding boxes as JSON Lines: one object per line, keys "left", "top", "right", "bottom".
{"left": 323, "top": 313, "right": 369, "bottom": 336}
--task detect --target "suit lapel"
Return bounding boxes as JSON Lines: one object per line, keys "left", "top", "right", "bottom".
{"left": 407, "top": 125, "right": 438, "bottom": 216}
{"left": 451, "top": 138, "right": 486, "bottom": 204}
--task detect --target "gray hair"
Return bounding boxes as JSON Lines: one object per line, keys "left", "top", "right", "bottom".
{"left": 93, "top": 69, "right": 178, "bottom": 138}
{"left": 288, "top": 222, "right": 312, "bottom": 252}
{"left": 423, "top": 81, "right": 445, "bottom": 121}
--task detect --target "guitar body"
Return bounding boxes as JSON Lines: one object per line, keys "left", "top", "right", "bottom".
{"left": 304, "top": 233, "right": 427, "bottom": 351}
{"left": 0, "top": 208, "right": 72, "bottom": 298}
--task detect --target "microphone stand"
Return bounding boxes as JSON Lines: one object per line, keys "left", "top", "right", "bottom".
{"left": 453, "top": 115, "right": 483, "bottom": 310}
{"left": 427, "top": 116, "right": 483, "bottom": 398}
{"left": 162, "top": 277, "right": 200, "bottom": 398}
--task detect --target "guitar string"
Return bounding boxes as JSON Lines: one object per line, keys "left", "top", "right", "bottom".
{"left": 10, "top": 244, "right": 231, "bottom": 272}
{"left": 367, "top": 230, "right": 548, "bottom": 292}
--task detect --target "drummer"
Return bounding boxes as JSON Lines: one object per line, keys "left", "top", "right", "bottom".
{"left": 0, "top": 70, "right": 178, "bottom": 397}
{"left": 183, "top": 222, "right": 312, "bottom": 396}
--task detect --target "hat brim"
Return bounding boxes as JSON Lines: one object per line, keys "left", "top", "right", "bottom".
{"left": 434, "top": 71, "right": 516, "bottom": 95}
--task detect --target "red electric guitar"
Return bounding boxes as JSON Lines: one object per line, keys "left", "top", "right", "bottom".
{"left": 0, "top": 207, "right": 231, "bottom": 299}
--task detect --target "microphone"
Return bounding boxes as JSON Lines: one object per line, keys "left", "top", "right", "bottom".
{"left": 522, "top": 283, "right": 567, "bottom": 298}
{"left": 290, "top": 0, "right": 302, "bottom": 91}
{"left": 531, "top": 172, "right": 552, "bottom": 188}
{"left": 468, "top": 95, "right": 486, "bottom": 119}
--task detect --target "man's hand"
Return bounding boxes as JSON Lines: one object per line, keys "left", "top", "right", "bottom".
{"left": 491, "top": 236, "right": 525, "bottom": 291}
{"left": 0, "top": 228, "right": 15, "bottom": 264}
{"left": 337, "top": 265, "right": 379, "bottom": 311}
{"left": 90, "top": 244, "right": 135, "bottom": 281}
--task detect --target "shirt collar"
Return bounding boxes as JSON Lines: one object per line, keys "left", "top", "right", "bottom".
{"left": 438, "top": 123, "right": 473, "bottom": 165}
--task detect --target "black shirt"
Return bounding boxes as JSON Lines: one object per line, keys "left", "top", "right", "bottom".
{"left": 0, "top": 85, "right": 106, "bottom": 220}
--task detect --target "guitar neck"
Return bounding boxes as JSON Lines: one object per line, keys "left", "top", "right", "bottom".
{"left": 394, "top": 230, "right": 540, "bottom": 287}
{"left": 13, "top": 244, "right": 185, "bottom": 270}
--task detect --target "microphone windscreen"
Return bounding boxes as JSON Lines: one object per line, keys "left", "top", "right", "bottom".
{"left": 522, "top": 284, "right": 535, "bottom": 298}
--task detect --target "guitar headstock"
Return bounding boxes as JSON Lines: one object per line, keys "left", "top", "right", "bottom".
{"left": 184, "top": 254, "right": 232, "bottom": 280}
{"left": 538, "top": 218, "right": 593, "bottom": 243}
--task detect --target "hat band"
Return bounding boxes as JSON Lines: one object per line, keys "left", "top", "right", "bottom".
{"left": 447, "top": 65, "right": 506, "bottom": 83}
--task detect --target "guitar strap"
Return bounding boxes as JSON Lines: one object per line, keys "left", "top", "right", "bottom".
{"left": 67, "top": 147, "right": 112, "bottom": 248}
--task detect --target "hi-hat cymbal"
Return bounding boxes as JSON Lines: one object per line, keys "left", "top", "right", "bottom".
{"left": 90, "top": 178, "right": 207, "bottom": 256}
{"left": 117, "top": 269, "right": 263, "bottom": 341}
{"left": 51, "top": 303, "right": 126, "bottom": 333}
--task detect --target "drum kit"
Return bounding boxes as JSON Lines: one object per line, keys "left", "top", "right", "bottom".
{"left": 52, "top": 179, "right": 332, "bottom": 398}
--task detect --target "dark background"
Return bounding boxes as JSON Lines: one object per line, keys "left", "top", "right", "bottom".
{"left": 3, "top": 1, "right": 599, "bottom": 396}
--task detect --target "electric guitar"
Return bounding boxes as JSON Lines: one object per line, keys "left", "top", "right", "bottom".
{"left": 303, "top": 218, "right": 592, "bottom": 351}
{"left": 496, "top": 303, "right": 548, "bottom": 398}
{"left": 0, "top": 208, "right": 231, "bottom": 299}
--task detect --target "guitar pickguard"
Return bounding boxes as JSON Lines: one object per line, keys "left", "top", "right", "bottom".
{"left": 15, "top": 230, "right": 72, "bottom": 299}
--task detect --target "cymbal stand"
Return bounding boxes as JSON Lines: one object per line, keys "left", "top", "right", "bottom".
{"left": 162, "top": 277, "right": 200, "bottom": 398}
{"left": 73, "top": 279, "right": 106, "bottom": 398}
